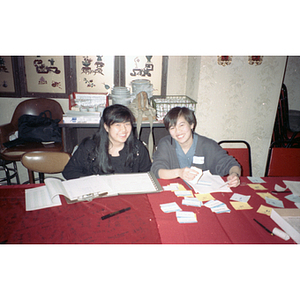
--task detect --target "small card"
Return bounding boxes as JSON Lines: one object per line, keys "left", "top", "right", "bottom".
{"left": 163, "top": 185, "right": 177, "bottom": 191}
{"left": 195, "top": 193, "right": 215, "bottom": 202}
{"left": 176, "top": 211, "right": 198, "bottom": 223}
{"left": 182, "top": 198, "right": 202, "bottom": 207}
{"left": 248, "top": 184, "right": 267, "bottom": 190}
{"left": 274, "top": 184, "right": 288, "bottom": 192}
{"left": 204, "top": 200, "right": 224, "bottom": 208}
{"left": 230, "top": 201, "right": 253, "bottom": 210}
{"left": 285, "top": 194, "right": 300, "bottom": 203}
{"left": 265, "top": 197, "right": 284, "bottom": 208}
{"left": 257, "top": 192, "right": 279, "bottom": 200}
{"left": 163, "top": 183, "right": 186, "bottom": 191}
{"left": 247, "top": 177, "right": 266, "bottom": 183}
{"left": 160, "top": 202, "right": 182, "bottom": 213}
{"left": 230, "top": 193, "right": 251, "bottom": 203}
{"left": 174, "top": 190, "right": 194, "bottom": 197}
{"left": 211, "top": 203, "right": 231, "bottom": 214}
{"left": 256, "top": 205, "right": 272, "bottom": 216}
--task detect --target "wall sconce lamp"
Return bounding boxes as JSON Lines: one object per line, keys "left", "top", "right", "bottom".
{"left": 217, "top": 56, "right": 232, "bottom": 67}
{"left": 248, "top": 56, "right": 263, "bottom": 66}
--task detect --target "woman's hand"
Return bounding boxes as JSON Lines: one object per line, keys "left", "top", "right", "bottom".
{"left": 178, "top": 167, "right": 200, "bottom": 182}
{"left": 226, "top": 172, "right": 240, "bottom": 187}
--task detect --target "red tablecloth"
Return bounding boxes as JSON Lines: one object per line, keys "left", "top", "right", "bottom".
{"left": 0, "top": 177, "right": 299, "bottom": 244}
{"left": 0, "top": 184, "right": 161, "bottom": 244}
{"left": 147, "top": 177, "right": 299, "bottom": 244}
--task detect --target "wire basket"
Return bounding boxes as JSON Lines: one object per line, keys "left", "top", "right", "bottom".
{"left": 151, "top": 95, "right": 197, "bottom": 120}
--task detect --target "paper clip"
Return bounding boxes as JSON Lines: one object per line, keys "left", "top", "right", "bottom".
{"left": 77, "top": 192, "right": 108, "bottom": 202}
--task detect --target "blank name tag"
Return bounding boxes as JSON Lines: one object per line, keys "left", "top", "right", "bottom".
{"left": 193, "top": 156, "right": 204, "bottom": 164}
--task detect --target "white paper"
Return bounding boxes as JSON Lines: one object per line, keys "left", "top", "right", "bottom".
{"left": 285, "top": 194, "right": 300, "bottom": 203}
{"left": 188, "top": 171, "right": 232, "bottom": 194}
{"left": 247, "top": 177, "right": 266, "bottom": 183}
{"left": 182, "top": 198, "right": 202, "bottom": 207}
{"left": 25, "top": 186, "right": 62, "bottom": 211}
{"left": 188, "top": 167, "right": 203, "bottom": 184}
{"left": 160, "top": 202, "right": 182, "bottom": 213}
{"left": 230, "top": 193, "right": 251, "bottom": 203}
{"left": 265, "top": 197, "right": 284, "bottom": 208}
{"left": 283, "top": 180, "right": 300, "bottom": 196}
{"left": 176, "top": 211, "right": 197, "bottom": 223}
{"left": 274, "top": 183, "right": 288, "bottom": 192}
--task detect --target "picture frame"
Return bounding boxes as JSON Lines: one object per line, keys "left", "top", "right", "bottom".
{"left": 0, "top": 56, "right": 21, "bottom": 97}
{"left": 74, "top": 55, "right": 114, "bottom": 94}
{"left": 18, "top": 56, "right": 74, "bottom": 98}
{"left": 124, "top": 56, "right": 168, "bottom": 96}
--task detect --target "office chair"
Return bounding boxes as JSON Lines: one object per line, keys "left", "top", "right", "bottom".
{"left": 264, "top": 147, "right": 300, "bottom": 177}
{"left": 218, "top": 140, "right": 252, "bottom": 176}
{"left": 21, "top": 151, "right": 71, "bottom": 184}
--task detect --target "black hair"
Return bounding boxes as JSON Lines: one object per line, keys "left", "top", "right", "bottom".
{"left": 90, "top": 104, "right": 136, "bottom": 174}
{"left": 163, "top": 106, "right": 197, "bottom": 132}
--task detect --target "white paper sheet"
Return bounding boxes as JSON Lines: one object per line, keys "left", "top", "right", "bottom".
{"left": 283, "top": 180, "right": 300, "bottom": 196}
{"left": 188, "top": 170, "right": 232, "bottom": 194}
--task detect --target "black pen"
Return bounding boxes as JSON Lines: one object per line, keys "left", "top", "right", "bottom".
{"left": 101, "top": 207, "right": 131, "bottom": 220}
{"left": 253, "top": 218, "right": 274, "bottom": 235}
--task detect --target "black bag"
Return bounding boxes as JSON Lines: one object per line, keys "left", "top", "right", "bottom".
{"left": 3, "top": 110, "right": 62, "bottom": 148}
{"left": 18, "top": 110, "right": 62, "bottom": 143}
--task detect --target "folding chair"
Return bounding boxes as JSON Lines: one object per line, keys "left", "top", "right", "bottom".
{"left": 218, "top": 140, "right": 252, "bottom": 176}
{"left": 264, "top": 147, "right": 300, "bottom": 177}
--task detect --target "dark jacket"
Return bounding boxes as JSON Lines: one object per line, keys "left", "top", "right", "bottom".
{"left": 63, "top": 137, "right": 152, "bottom": 180}
{"left": 151, "top": 133, "right": 240, "bottom": 178}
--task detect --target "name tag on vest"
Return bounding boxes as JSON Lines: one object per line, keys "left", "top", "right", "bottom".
{"left": 193, "top": 156, "right": 204, "bottom": 164}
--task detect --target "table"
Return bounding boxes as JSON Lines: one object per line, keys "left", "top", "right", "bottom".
{"left": 0, "top": 177, "right": 299, "bottom": 244}
{"left": 59, "top": 121, "right": 168, "bottom": 153}
{"left": 148, "top": 177, "right": 299, "bottom": 244}
{"left": 0, "top": 184, "right": 161, "bottom": 244}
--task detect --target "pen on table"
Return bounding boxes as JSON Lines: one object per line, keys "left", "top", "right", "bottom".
{"left": 253, "top": 218, "right": 274, "bottom": 235}
{"left": 101, "top": 207, "right": 131, "bottom": 220}
{"left": 219, "top": 181, "right": 230, "bottom": 188}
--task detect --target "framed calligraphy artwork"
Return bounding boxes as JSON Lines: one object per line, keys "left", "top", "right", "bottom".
{"left": 125, "top": 56, "right": 166, "bottom": 96}
{"left": 0, "top": 56, "right": 21, "bottom": 97}
{"left": 75, "top": 55, "right": 114, "bottom": 93}
{"left": 19, "top": 56, "right": 73, "bottom": 98}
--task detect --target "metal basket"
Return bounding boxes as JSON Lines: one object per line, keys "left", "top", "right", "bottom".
{"left": 151, "top": 95, "right": 197, "bottom": 120}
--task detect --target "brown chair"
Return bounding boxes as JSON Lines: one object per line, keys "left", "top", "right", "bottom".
{"left": 0, "top": 98, "right": 65, "bottom": 181}
{"left": 21, "top": 151, "right": 71, "bottom": 184}
{"left": 264, "top": 147, "right": 300, "bottom": 177}
{"left": 218, "top": 140, "right": 252, "bottom": 176}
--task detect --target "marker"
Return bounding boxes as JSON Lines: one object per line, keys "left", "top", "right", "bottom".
{"left": 253, "top": 218, "right": 274, "bottom": 235}
{"left": 101, "top": 207, "right": 131, "bottom": 220}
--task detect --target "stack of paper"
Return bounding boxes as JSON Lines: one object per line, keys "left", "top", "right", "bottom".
{"left": 63, "top": 110, "right": 101, "bottom": 123}
{"left": 160, "top": 202, "right": 182, "bottom": 213}
{"left": 204, "top": 200, "right": 231, "bottom": 214}
{"left": 182, "top": 198, "right": 202, "bottom": 207}
{"left": 176, "top": 211, "right": 197, "bottom": 223}
{"left": 160, "top": 202, "right": 198, "bottom": 223}
{"left": 188, "top": 170, "right": 232, "bottom": 194}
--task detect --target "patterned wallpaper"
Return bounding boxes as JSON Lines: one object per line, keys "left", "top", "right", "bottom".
{"left": 167, "top": 56, "right": 287, "bottom": 176}
{"left": 284, "top": 56, "right": 300, "bottom": 111}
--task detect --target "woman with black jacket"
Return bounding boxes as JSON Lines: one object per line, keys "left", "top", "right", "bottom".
{"left": 63, "top": 104, "right": 152, "bottom": 180}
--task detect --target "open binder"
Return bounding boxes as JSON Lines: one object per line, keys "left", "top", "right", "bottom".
{"left": 25, "top": 172, "right": 162, "bottom": 211}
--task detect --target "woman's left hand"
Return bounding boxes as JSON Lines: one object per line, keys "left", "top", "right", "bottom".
{"left": 226, "top": 173, "right": 240, "bottom": 187}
